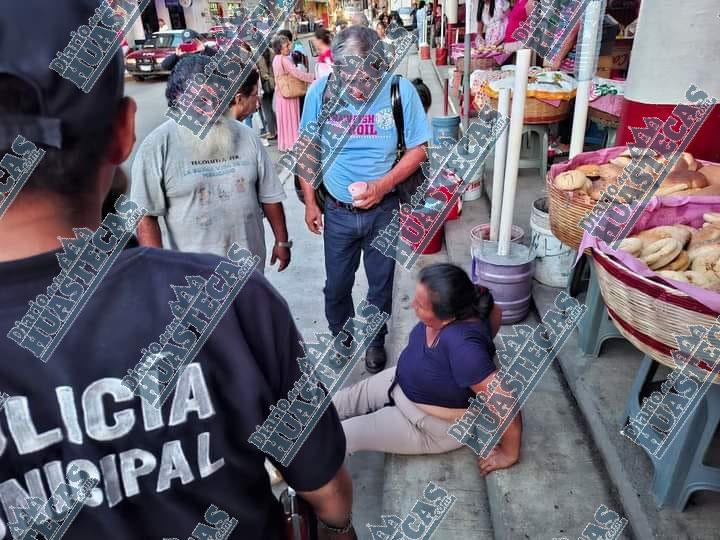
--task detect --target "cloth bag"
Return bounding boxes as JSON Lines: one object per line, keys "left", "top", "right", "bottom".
{"left": 276, "top": 58, "right": 308, "bottom": 98}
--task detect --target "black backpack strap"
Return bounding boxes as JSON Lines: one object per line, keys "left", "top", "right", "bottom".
{"left": 390, "top": 74, "right": 406, "bottom": 158}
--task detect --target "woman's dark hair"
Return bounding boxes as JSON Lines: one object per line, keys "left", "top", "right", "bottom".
{"left": 419, "top": 0, "right": 426, "bottom": 8}
{"left": 315, "top": 28, "right": 332, "bottom": 46}
{"left": 166, "top": 55, "right": 259, "bottom": 107}
{"left": 412, "top": 78, "right": 431, "bottom": 112}
{"left": 418, "top": 264, "right": 494, "bottom": 321}
{"left": 278, "top": 29, "right": 294, "bottom": 42}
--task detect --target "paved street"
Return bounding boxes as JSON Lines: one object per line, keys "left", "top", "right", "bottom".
{"left": 122, "top": 50, "right": 423, "bottom": 538}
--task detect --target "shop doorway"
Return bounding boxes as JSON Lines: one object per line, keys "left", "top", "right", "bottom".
{"left": 167, "top": 5, "right": 187, "bottom": 29}
{"left": 140, "top": 1, "right": 160, "bottom": 36}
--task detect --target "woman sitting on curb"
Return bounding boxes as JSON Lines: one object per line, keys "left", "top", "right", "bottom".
{"left": 332, "top": 263, "right": 522, "bottom": 475}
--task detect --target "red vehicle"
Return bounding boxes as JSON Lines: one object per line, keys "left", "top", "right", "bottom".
{"left": 125, "top": 30, "right": 191, "bottom": 80}
{"left": 204, "top": 24, "right": 238, "bottom": 51}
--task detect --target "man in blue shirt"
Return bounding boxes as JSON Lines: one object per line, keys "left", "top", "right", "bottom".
{"left": 298, "top": 26, "right": 431, "bottom": 373}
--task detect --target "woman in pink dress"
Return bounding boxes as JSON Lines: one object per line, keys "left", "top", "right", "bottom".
{"left": 271, "top": 35, "right": 315, "bottom": 152}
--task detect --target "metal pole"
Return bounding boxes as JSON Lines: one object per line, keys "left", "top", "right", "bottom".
{"left": 462, "top": 0, "right": 473, "bottom": 134}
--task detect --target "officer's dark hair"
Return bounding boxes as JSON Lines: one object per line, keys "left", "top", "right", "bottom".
{"left": 0, "top": 75, "right": 114, "bottom": 195}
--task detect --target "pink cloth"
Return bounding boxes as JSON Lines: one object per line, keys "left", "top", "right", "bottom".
{"left": 504, "top": 0, "right": 529, "bottom": 43}
{"left": 272, "top": 55, "right": 315, "bottom": 152}
{"left": 558, "top": 146, "right": 720, "bottom": 311}
{"left": 589, "top": 94, "right": 625, "bottom": 117}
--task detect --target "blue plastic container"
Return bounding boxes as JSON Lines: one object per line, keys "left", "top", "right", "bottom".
{"left": 431, "top": 115, "right": 461, "bottom": 146}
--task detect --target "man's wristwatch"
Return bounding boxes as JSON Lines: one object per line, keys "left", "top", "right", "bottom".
{"left": 275, "top": 240, "right": 293, "bottom": 249}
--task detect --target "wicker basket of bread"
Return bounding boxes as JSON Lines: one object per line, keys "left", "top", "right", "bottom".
{"left": 588, "top": 209, "right": 720, "bottom": 382}
{"left": 483, "top": 70, "right": 576, "bottom": 124}
{"left": 547, "top": 147, "right": 720, "bottom": 249}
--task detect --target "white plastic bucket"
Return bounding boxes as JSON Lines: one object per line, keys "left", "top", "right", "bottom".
{"left": 530, "top": 197, "right": 575, "bottom": 288}
{"left": 462, "top": 176, "right": 483, "bottom": 201}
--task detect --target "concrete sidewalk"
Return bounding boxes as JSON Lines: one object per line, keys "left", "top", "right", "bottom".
{"left": 420, "top": 50, "right": 720, "bottom": 539}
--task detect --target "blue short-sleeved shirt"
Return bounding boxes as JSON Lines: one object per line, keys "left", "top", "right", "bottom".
{"left": 299, "top": 75, "right": 431, "bottom": 203}
{"left": 396, "top": 320, "right": 497, "bottom": 408}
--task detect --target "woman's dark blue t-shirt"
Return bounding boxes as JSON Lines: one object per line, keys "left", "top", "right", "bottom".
{"left": 396, "top": 319, "right": 496, "bottom": 408}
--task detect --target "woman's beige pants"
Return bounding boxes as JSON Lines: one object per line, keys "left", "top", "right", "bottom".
{"left": 332, "top": 367, "right": 464, "bottom": 456}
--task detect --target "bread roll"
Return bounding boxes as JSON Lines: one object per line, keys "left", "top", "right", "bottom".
{"left": 554, "top": 170, "right": 588, "bottom": 191}
{"left": 618, "top": 237, "right": 643, "bottom": 256}
{"left": 657, "top": 270, "right": 689, "bottom": 283}
{"left": 637, "top": 226, "right": 691, "bottom": 247}
{"left": 639, "top": 238, "right": 683, "bottom": 270}
{"left": 684, "top": 270, "right": 720, "bottom": 290}
{"left": 656, "top": 171, "right": 708, "bottom": 196}
{"left": 598, "top": 163, "right": 623, "bottom": 181}
{"left": 677, "top": 185, "right": 720, "bottom": 197}
{"left": 576, "top": 164, "right": 601, "bottom": 177}
{"left": 659, "top": 251, "right": 690, "bottom": 271}
{"left": 656, "top": 184, "right": 690, "bottom": 196}
{"left": 691, "top": 247, "right": 720, "bottom": 272}
{"left": 667, "top": 152, "right": 699, "bottom": 173}
{"left": 610, "top": 156, "right": 632, "bottom": 168}
{"left": 676, "top": 224, "right": 697, "bottom": 235}
{"left": 688, "top": 225, "right": 720, "bottom": 252}
{"left": 681, "top": 152, "right": 699, "bottom": 172}
{"left": 699, "top": 164, "right": 720, "bottom": 186}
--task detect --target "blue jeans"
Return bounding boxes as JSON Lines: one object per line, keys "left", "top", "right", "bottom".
{"left": 323, "top": 192, "right": 398, "bottom": 348}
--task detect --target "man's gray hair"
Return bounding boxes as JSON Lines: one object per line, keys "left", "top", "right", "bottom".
{"left": 332, "top": 26, "right": 380, "bottom": 64}
{"left": 350, "top": 12, "right": 370, "bottom": 27}
{"left": 271, "top": 34, "right": 289, "bottom": 54}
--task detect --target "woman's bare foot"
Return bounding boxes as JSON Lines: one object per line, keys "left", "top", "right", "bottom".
{"left": 477, "top": 447, "right": 519, "bottom": 476}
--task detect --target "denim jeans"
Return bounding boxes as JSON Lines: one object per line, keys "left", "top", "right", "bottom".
{"left": 323, "top": 192, "right": 398, "bottom": 348}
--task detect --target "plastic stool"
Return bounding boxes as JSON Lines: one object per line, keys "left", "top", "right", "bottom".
{"left": 623, "top": 355, "right": 720, "bottom": 510}
{"left": 575, "top": 259, "right": 625, "bottom": 357}
{"left": 518, "top": 124, "right": 549, "bottom": 177}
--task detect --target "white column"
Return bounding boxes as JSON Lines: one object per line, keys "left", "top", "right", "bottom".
{"left": 497, "top": 49, "right": 531, "bottom": 257}
{"left": 446, "top": 0, "right": 457, "bottom": 25}
{"left": 569, "top": 0, "right": 603, "bottom": 158}
{"left": 625, "top": 0, "right": 720, "bottom": 104}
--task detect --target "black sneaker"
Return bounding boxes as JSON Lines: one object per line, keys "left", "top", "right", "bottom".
{"left": 365, "top": 346, "right": 386, "bottom": 374}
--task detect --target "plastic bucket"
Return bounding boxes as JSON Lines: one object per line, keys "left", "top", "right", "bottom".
{"left": 435, "top": 47, "right": 448, "bottom": 65}
{"left": 431, "top": 115, "right": 461, "bottom": 145}
{"left": 471, "top": 240, "right": 535, "bottom": 324}
{"left": 470, "top": 224, "right": 524, "bottom": 246}
{"left": 437, "top": 183, "right": 461, "bottom": 220}
{"left": 530, "top": 197, "right": 575, "bottom": 288}
{"left": 462, "top": 177, "right": 483, "bottom": 201}
{"left": 422, "top": 226, "right": 444, "bottom": 254}
{"left": 420, "top": 45, "right": 431, "bottom": 60}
